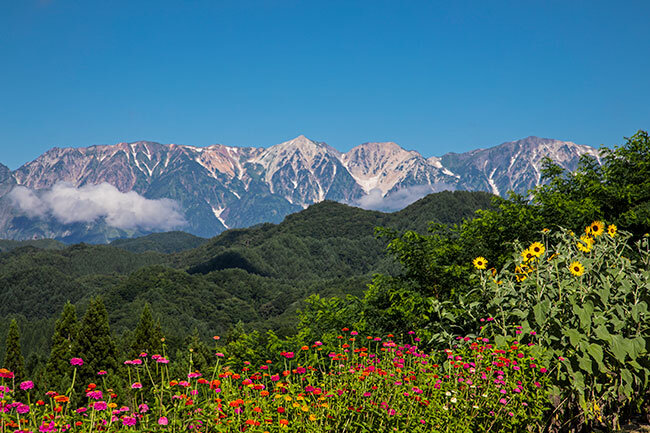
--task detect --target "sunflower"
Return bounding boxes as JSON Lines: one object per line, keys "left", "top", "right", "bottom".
{"left": 569, "top": 261, "right": 585, "bottom": 276}
{"left": 577, "top": 241, "right": 591, "bottom": 253}
{"left": 529, "top": 242, "right": 545, "bottom": 257}
{"left": 473, "top": 257, "right": 488, "bottom": 270}
{"left": 607, "top": 224, "right": 617, "bottom": 238}
{"left": 521, "top": 249, "right": 536, "bottom": 262}
{"left": 589, "top": 221, "right": 605, "bottom": 237}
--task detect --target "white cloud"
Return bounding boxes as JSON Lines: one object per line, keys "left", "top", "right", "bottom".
{"left": 353, "top": 184, "right": 455, "bottom": 212}
{"left": 8, "top": 182, "right": 186, "bottom": 231}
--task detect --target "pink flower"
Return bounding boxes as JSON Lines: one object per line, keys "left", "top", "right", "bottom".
{"left": 215, "top": 353, "right": 224, "bottom": 358}
{"left": 131, "top": 382, "right": 142, "bottom": 389}
{"left": 138, "top": 403, "right": 149, "bottom": 413}
{"left": 122, "top": 416, "right": 137, "bottom": 426}
{"left": 20, "top": 381, "right": 34, "bottom": 391}
{"left": 70, "top": 357, "right": 84, "bottom": 366}
{"left": 16, "top": 403, "right": 30, "bottom": 414}
{"left": 86, "top": 390, "right": 103, "bottom": 400}
{"left": 158, "top": 417, "right": 168, "bottom": 426}
{"left": 39, "top": 421, "right": 56, "bottom": 432}
{"left": 94, "top": 401, "right": 108, "bottom": 411}
{"left": 97, "top": 370, "right": 107, "bottom": 375}
{"left": 540, "top": 367, "right": 548, "bottom": 373}
{"left": 499, "top": 398, "right": 508, "bottom": 405}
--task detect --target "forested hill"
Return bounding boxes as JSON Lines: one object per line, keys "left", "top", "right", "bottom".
{"left": 0, "top": 190, "right": 494, "bottom": 365}
{"left": 109, "top": 231, "right": 208, "bottom": 254}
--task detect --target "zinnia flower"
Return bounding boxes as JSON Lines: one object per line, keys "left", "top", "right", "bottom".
{"left": 20, "top": 381, "right": 34, "bottom": 391}
{"left": 70, "top": 358, "right": 84, "bottom": 366}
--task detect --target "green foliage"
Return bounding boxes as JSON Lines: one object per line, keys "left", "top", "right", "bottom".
{"left": 130, "top": 303, "right": 163, "bottom": 357}
{"left": 3, "top": 319, "right": 25, "bottom": 382}
{"left": 45, "top": 302, "right": 77, "bottom": 391}
{"left": 72, "top": 297, "right": 119, "bottom": 388}
{"left": 110, "top": 231, "right": 207, "bottom": 254}
{"left": 478, "top": 227, "right": 650, "bottom": 431}
{"left": 459, "top": 130, "right": 650, "bottom": 267}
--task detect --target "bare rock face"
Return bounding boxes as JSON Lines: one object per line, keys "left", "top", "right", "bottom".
{"left": 0, "top": 135, "right": 601, "bottom": 242}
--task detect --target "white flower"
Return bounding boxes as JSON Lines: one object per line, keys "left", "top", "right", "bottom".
{"left": 450, "top": 397, "right": 457, "bottom": 403}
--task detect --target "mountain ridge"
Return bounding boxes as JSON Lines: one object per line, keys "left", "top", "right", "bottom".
{"left": 0, "top": 135, "right": 601, "bottom": 242}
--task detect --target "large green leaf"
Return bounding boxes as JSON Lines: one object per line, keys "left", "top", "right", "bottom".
{"left": 566, "top": 328, "right": 584, "bottom": 347}
{"left": 609, "top": 335, "right": 627, "bottom": 363}
{"left": 533, "top": 300, "right": 551, "bottom": 328}
{"left": 587, "top": 343, "right": 605, "bottom": 372}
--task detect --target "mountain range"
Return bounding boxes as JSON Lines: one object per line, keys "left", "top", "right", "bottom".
{"left": 0, "top": 135, "right": 600, "bottom": 242}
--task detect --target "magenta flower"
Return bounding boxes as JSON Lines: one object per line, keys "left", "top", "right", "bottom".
{"left": 94, "top": 401, "right": 108, "bottom": 411}
{"left": 20, "top": 381, "right": 34, "bottom": 391}
{"left": 122, "top": 416, "right": 136, "bottom": 426}
{"left": 158, "top": 417, "right": 169, "bottom": 426}
{"left": 70, "top": 357, "right": 84, "bottom": 366}
{"left": 16, "top": 403, "right": 30, "bottom": 414}
{"left": 131, "top": 382, "right": 142, "bottom": 389}
{"left": 39, "top": 421, "right": 57, "bottom": 432}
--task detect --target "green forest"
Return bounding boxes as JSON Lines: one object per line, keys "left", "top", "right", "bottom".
{"left": 0, "top": 190, "right": 493, "bottom": 366}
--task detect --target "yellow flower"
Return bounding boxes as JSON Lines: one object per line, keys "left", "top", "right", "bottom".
{"left": 577, "top": 241, "right": 591, "bottom": 253}
{"left": 589, "top": 221, "right": 605, "bottom": 237}
{"left": 607, "top": 224, "right": 617, "bottom": 238}
{"left": 529, "top": 242, "right": 545, "bottom": 257}
{"left": 309, "top": 414, "right": 317, "bottom": 421}
{"left": 521, "top": 249, "right": 536, "bottom": 262}
{"left": 515, "top": 274, "right": 527, "bottom": 282}
{"left": 569, "top": 261, "right": 585, "bottom": 276}
{"left": 473, "top": 257, "right": 488, "bottom": 270}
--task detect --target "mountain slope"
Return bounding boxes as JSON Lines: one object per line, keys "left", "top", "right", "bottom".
{"left": 0, "top": 190, "right": 494, "bottom": 361}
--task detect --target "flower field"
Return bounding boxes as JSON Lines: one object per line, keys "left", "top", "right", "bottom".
{"left": 1, "top": 327, "right": 550, "bottom": 433}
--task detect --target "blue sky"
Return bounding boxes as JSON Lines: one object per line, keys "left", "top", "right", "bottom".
{"left": 1, "top": 0, "right": 649, "bottom": 169}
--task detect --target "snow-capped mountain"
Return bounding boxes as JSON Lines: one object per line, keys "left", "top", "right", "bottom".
{"left": 0, "top": 135, "right": 601, "bottom": 242}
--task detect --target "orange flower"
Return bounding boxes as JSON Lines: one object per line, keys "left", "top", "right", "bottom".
{"left": 54, "top": 395, "right": 70, "bottom": 403}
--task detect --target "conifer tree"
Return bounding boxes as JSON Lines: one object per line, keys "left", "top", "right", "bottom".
{"left": 3, "top": 319, "right": 25, "bottom": 382}
{"left": 45, "top": 302, "right": 77, "bottom": 390}
{"left": 72, "top": 297, "right": 118, "bottom": 386}
{"left": 130, "top": 303, "right": 163, "bottom": 357}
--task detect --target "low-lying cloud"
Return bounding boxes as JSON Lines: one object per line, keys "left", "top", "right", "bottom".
{"left": 354, "top": 184, "right": 455, "bottom": 212}
{"left": 9, "top": 182, "right": 186, "bottom": 231}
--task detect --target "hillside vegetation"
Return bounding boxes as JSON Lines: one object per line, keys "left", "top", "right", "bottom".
{"left": 0, "top": 190, "right": 494, "bottom": 364}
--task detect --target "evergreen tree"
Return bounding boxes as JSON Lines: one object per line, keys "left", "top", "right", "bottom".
{"left": 45, "top": 302, "right": 77, "bottom": 390}
{"left": 71, "top": 297, "right": 119, "bottom": 387}
{"left": 3, "top": 319, "right": 25, "bottom": 382}
{"left": 130, "top": 303, "right": 163, "bottom": 357}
